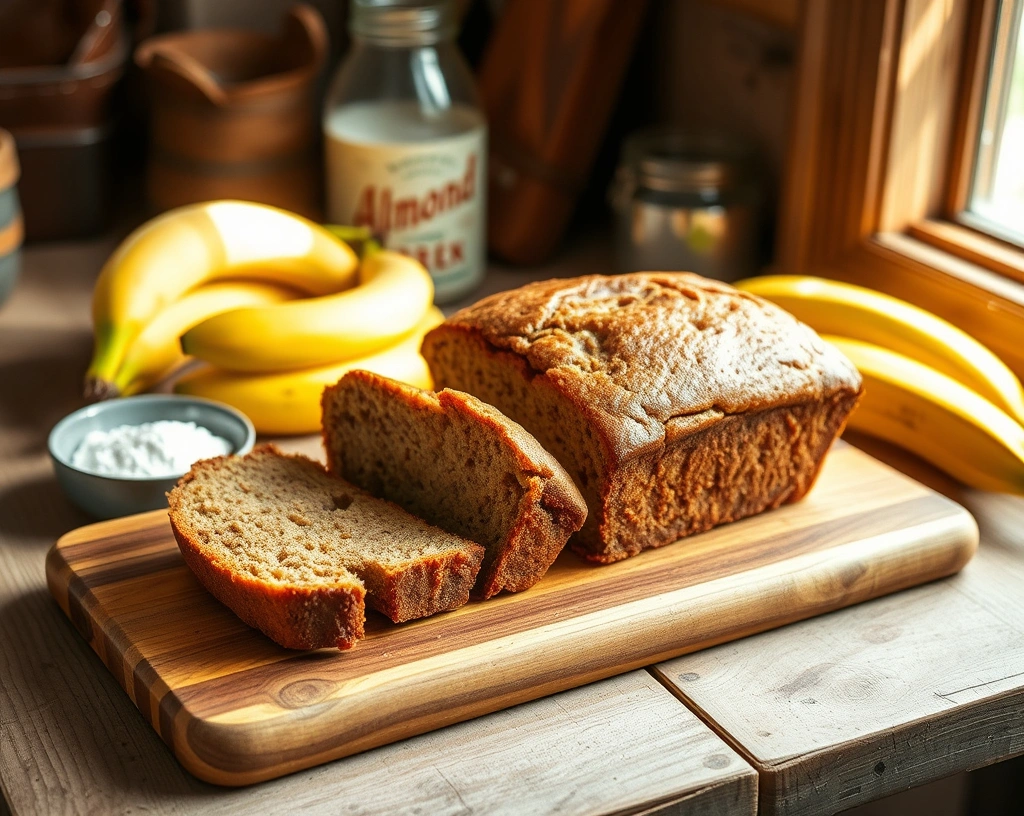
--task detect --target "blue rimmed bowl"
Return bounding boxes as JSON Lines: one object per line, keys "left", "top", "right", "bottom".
{"left": 48, "top": 394, "right": 256, "bottom": 520}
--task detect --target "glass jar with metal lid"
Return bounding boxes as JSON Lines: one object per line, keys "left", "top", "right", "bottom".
{"left": 609, "top": 129, "right": 763, "bottom": 281}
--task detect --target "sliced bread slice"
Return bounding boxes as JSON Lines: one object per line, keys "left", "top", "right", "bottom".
{"left": 167, "top": 445, "right": 485, "bottom": 650}
{"left": 321, "top": 371, "right": 588, "bottom": 599}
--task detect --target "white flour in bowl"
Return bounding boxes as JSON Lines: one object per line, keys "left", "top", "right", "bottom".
{"left": 72, "top": 420, "right": 232, "bottom": 478}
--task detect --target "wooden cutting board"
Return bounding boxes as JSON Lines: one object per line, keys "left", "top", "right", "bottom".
{"left": 46, "top": 444, "right": 977, "bottom": 787}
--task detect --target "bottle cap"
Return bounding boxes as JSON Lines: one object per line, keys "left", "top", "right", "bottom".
{"left": 350, "top": 0, "right": 457, "bottom": 46}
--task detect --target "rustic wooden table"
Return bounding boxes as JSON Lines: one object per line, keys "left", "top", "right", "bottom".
{"left": 657, "top": 438, "right": 1024, "bottom": 816}
{"left": 1, "top": 231, "right": 1022, "bottom": 815}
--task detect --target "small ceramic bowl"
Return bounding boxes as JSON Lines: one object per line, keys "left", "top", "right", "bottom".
{"left": 48, "top": 394, "right": 256, "bottom": 520}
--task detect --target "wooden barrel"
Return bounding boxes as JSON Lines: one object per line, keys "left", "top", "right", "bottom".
{"left": 135, "top": 5, "right": 327, "bottom": 219}
{"left": 0, "top": 129, "right": 22, "bottom": 306}
{"left": 0, "top": 0, "right": 127, "bottom": 239}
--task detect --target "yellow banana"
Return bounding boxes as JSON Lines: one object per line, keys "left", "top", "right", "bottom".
{"left": 826, "top": 335, "right": 1024, "bottom": 494}
{"left": 734, "top": 275, "right": 1024, "bottom": 424}
{"left": 175, "top": 307, "right": 444, "bottom": 435}
{"left": 107, "top": 281, "right": 300, "bottom": 399}
{"left": 86, "top": 201, "right": 359, "bottom": 395}
{"left": 180, "top": 250, "right": 434, "bottom": 373}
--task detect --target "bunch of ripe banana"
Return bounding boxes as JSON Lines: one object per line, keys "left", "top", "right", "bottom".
{"left": 735, "top": 275, "right": 1024, "bottom": 494}
{"left": 86, "top": 200, "right": 442, "bottom": 434}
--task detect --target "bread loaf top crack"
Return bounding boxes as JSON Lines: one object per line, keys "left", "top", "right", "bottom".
{"left": 435, "top": 273, "right": 863, "bottom": 461}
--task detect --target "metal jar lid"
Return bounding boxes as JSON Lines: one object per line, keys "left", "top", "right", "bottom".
{"left": 349, "top": 0, "right": 457, "bottom": 46}
{"left": 615, "top": 129, "right": 755, "bottom": 198}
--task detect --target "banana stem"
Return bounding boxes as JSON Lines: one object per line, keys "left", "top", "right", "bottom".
{"left": 84, "top": 322, "right": 136, "bottom": 400}
{"left": 324, "top": 224, "right": 373, "bottom": 242}
{"left": 84, "top": 376, "right": 119, "bottom": 401}
{"left": 323, "top": 224, "right": 382, "bottom": 260}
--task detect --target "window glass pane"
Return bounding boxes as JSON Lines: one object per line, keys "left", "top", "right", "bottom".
{"left": 970, "top": 0, "right": 1024, "bottom": 241}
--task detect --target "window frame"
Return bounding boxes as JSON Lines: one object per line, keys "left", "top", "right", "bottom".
{"left": 779, "top": 0, "right": 1024, "bottom": 377}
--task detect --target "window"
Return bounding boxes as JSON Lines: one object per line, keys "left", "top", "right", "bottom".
{"left": 777, "top": 0, "right": 1024, "bottom": 380}
{"left": 968, "top": 0, "right": 1024, "bottom": 242}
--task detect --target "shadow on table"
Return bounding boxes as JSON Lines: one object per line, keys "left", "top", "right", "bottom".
{"left": 845, "top": 430, "right": 1024, "bottom": 561}
{"left": 0, "top": 472, "right": 90, "bottom": 545}
{"left": 0, "top": 587, "right": 223, "bottom": 807}
{"left": 0, "top": 333, "right": 90, "bottom": 455}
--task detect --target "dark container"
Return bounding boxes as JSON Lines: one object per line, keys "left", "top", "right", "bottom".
{"left": 0, "top": 0, "right": 127, "bottom": 240}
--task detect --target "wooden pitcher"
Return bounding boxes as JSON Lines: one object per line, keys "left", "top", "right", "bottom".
{"left": 135, "top": 5, "right": 328, "bottom": 218}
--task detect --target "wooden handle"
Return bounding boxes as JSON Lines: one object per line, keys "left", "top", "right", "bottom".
{"left": 283, "top": 3, "right": 328, "bottom": 73}
{"left": 138, "top": 48, "right": 227, "bottom": 106}
{"left": 67, "top": 0, "right": 122, "bottom": 66}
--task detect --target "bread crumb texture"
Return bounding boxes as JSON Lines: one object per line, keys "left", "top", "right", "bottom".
{"left": 422, "top": 272, "right": 863, "bottom": 561}
{"left": 322, "top": 371, "right": 586, "bottom": 599}
{"left": 168, "top": 445, "right": 484, "bottom": 650}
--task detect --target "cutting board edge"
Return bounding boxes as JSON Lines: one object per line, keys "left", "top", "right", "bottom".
{"left": 152, "top": 506, "right": 977, "bottom": 786}
{"left": 46, "top": 542, "right": 169, "bottom": 746}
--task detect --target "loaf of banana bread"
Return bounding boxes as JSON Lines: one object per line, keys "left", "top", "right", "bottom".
{"left": 421, "top": 272, "right": 863, "bottom": 563}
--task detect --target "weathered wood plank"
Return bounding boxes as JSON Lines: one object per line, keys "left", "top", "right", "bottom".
{"left": 180, "top": 670, "right": 758, "bottom": 816}
{"left": 655, "top": 443, "right": 1024, "bottom": 816}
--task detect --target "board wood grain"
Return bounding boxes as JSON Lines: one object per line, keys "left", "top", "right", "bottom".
{"left": 45, "top": 444, "right": 978, "bottom": 786}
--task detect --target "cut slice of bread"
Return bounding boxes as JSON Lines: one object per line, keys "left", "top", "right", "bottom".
{"left": 167, "top": 445, "right": 485, "bottom": 650}
{"left": 321, "top": 371, "right": 588, "bottom": 599}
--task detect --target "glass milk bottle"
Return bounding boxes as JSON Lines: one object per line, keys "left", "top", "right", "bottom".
{"left": 324, "top": 0, "right": 487, "bottom": 304}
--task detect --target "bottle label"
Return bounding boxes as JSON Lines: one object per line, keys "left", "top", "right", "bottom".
{"left": 325, "top": 121, "right": 487, "bottom": 301}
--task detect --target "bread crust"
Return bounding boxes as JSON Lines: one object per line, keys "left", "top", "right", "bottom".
{"left": 322, "top": 371, "right": 587, "bottom": 598}
{"left": 421, "top": 273, "right": 864, "bottom": 561}
{"left": 436, "top": 387, "right": 588, "bottom": 595}
{"left": 358, "top": 548, "right": 485, "bottom": 622}
{"left": 172, "top": 513, "right": 366, "bottom": 650}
